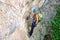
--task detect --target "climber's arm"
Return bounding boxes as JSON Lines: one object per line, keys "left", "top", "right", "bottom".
{"left": 30, "top": 16, "right": 33, "bottom": 19}
{"left": 36, "top": 15, "right": 38, "bottom": 24}
{"left": 26, "top": 15, "right": 33, "bottom": 20}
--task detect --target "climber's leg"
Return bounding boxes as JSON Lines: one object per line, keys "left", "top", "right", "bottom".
{"left": 29, "top": 20, "right": 36, "bottom": 36}
{"left": 29, "top": 24, "right": 35, "bottom": 36}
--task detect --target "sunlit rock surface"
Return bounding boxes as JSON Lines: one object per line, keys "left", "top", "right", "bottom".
{"left": 0, "top": 0, "right": 45, "bottom": 40}
{"left": 0, "top": 0, "right": 29, "bottom": 40}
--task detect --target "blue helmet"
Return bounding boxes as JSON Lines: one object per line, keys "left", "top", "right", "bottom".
{"left": 33, "top": 8, "right": 38, "bottom": 13}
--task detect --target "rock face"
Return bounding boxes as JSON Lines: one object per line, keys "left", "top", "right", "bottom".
{"left": 28, "top": 0, "right": 60, "bottom": 40}
{"left": 0, "top": 0, "right": 45, "bottom": 40}
{"left": 0, "top": 0, "right": 60, "bottom": 40}
{"left": 40, "top": 0, "right": 60, "bottom": 40}
{"left": 0, "top": 0, "right": 29, "bottom": 40}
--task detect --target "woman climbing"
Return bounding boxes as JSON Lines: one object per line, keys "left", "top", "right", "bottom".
{"left": 29, "top": 8, "right": 39, "bottom": 36}
{"left": 26, "top": 7, "right": 42, "bottom": 37}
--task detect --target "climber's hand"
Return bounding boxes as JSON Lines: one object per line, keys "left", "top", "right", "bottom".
{"left": 36, "top": 22, "right": 38, "bottom": 25}
{"left": 26, "top": 16, "right": 29, "bottom": 20}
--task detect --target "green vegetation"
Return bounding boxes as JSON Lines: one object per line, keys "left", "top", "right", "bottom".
{"left": 51, "top": 7, "right": 60, "bottom": 40}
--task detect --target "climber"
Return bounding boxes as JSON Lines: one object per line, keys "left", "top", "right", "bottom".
{"left": 26, "top": 8, "right": 42, "bottom": 37}
{"left": 29, "top": 8, "right": 39, "bottom": 37}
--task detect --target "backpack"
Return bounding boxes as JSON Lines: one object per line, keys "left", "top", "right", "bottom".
{"left": 38, "top": 13, "right": 42, "bottom": 22}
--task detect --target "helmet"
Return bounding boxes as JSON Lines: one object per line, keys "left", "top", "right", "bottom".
{"left": 33, "top": 8, "right": 38, "bottom": 13}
